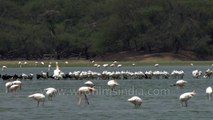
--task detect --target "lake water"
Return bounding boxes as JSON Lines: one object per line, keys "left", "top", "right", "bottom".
{"left": 1, "top": 66, "right": 213, "bottom": 120}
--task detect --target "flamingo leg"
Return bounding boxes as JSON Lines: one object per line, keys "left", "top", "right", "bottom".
{"left": 84, "top": 94, "right": 89, "bottom": 104}
{"left": 185, "top": 101, "right": 188, "bottom": 107}
{"left": 181, "top": 101, "right": 184, "bottom": 107}
{"left": 42, "top": 101, "right": 45, "bottom": 106}
{"left": 78, "top": 94, "right": 82, "bottom": 105}
{"left": 37, "top": 101, "right": 40, "bottom": 107}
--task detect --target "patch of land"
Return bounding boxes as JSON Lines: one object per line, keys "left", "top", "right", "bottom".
{"left": 97, "top": 51, "right": 213, "bottom": 61}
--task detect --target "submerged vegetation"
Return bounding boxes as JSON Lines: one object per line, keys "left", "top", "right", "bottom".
{"left": 0, "top": 0, "right": 213, "bottom": 60}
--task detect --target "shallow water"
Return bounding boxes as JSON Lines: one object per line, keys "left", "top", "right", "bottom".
{"left": 1, "top": 66, "right": 213, "bottom": 120}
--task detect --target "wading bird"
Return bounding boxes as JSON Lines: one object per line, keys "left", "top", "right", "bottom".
{"left": 107, "top": 80, "right": 119, "bottom": 91}
{"left": 128, "top": 96, "right": 143, "bottom": 108}
{"left": 78, "top": 86, "right": 96, "bottom": 105}
{"left": 84, "top": 81, "right": 95, "bottom": 87}
{"left": 45, "top": 87, "right": 57, "bottom": 100}
{"left": 170, "top": 80, "right": 187, "bottom": 89}
{"left": 179, "top": 90, "right": 196, "bottom": 107}
{"left": 206, "top": 86, "right": 213, "bottom": 100}
{"left": 28, "top": 93, "right": 45, "bottom": 107}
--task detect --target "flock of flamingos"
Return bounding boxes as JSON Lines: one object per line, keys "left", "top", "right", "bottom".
{"left": 2, "top": 61, "right": 213, "bottom": 108}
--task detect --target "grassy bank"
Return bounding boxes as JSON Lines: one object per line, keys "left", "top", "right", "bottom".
{"left": 0, "top": 59, "right": 213, "bottom": 68}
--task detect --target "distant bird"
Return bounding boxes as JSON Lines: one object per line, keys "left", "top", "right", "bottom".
{"left": 41, "top": 61, "right": 45, "bottom": 65}
{"left": 28, "top": 93, "right": 45, "bottom": 107}
{"left": 78, "top": 86, "right": 96, "bottom": 105}
{"left": 65, "top": 61, "right": 69, "bottom": 64}
{"left": 18, "top": 61, "right": 22, "bottom": 68}
{"left": 45, "top": 87, "right": 57, "bottom": 100}
{"left": 206, "top": 86, "right": 213, "bottom": 100}
{"left": 113, "top": 61, "right": 118, "bottom": 64}
{"left": 53, "top": 62, "right": 62, "bottom": 79}
{"left": 84, "top": 81, "right": 95, "bottom": 87}
{"left": 203, "top": 69, "right": 213, "bottom": 79}
{"left": 132, "top": 63, "right": 135, "bottom": 66}
{"left": 170, "top": 80, "right": 187, "bottom": 89}
{"left": 190, "top": 63, "right": 194, "bottom": 66}
{"left": 179, "top": 90, "right": 196, "bottom": 107}
{"left": 107, "top": 80, "right": 119, "bottom": 91}
{"left": 154, "top": 64, "right": 159, "bottom": 67}
{"left": 35, "top": 61, "right": 38, "bottom": 67}
{"left": 128, "top": 96, "right": 143, "bottom": 108}
{"left": 48, "top": 64, "right": 51, "bottom": 71}
{"left": 2, "top": 66, "right": 7, "bottom": 71}
{"left": 117, "top": 64, "right": 122, "bottom": 68}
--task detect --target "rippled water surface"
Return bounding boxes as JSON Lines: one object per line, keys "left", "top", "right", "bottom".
{"left": 1, "top": 66, "right": 213, "bottom": 120}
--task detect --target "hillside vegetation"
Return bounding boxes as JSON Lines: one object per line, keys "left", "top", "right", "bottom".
{"left": 0, "top": 0, "right": 213, "bottom": 60}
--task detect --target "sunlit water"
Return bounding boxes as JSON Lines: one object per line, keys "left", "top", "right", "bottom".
{"left": 1, "top": 66, "right": 213, "bottom": 120}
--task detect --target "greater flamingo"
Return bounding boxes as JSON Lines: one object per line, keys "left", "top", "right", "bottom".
{"left": 84, "top": 81, "right": 95, "bottom": 87}
{"left": 170, "top": 80, "right": 187, "bottom": 89}
{"left": 2, "top": 66, "right": 7, "bottom": 71}
{"left": 5, "top": 82, "right": 13, "bottom": 93}
{"left": 78, "top": 86, "right": 96, "bottom": 105}
{"left": 44, "top": 87, "right": 57, "bottom": 100}
{"left": 12, "top": 80, "right": 22, "bottom": 90}
{"left": 179, "top": 90, "right": 196, "bottom": 107}
{"left": 28, "top": 93, "right": 45, "bottom": 107}
{"left": 107, "top": 80, "right": 119, "bottom": 91}
{"left": 9, "top": 84, "right": 20, "bottom": 93}
{"left": 128, "top": 96, "right": 143, "bottom": 108}
{"left": 206, "top": 86, "right": 213, "bottom": 100}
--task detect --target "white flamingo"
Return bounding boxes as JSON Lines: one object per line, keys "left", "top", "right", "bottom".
{"left": 179, "top": 90, "right": 196, "bottom": 107}
{"left": 53, "top": 62, "right": 62, "bottom": 79}
{"left": 9, "top": 84, "right": 20, "bottom": 93}
{"left": 28, "top": 93, "right": 45, "bottom": 107}
{"left": 2, "top": 66, "right": 7, "bottom": 71}
{"left": 78, "top": 86, "right": 96, "bottom": 105}
{"left": 154, "top": 64, "right": 159, "bottom": 67}
{"left": 84, "top": 81, "right": 95, "bottom": 87}
{"left": 44, "top": 87, "right": 57, "bottom": 100}
{"left": 128, "top": 96, "right": 143, "bottom": 108}
{"left": 107, "top": 80, "right": 119, "bottom": 91}
{"left": 206, "top": 86, "right": 213, "bottom": 100}
{"left": 48, "top": 64, "right": 51, "bottom": 71}
{"left": 170, "top": 80, "right": 187, "bottom": 89}
{"left": 5, "top": 82, "right": 13, "bottom": 93}
{"left": 12, "top": 80, "right": 22, "bottom": 90}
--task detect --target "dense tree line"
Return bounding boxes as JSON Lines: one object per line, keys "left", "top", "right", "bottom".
{"left": 0, "top": 0, "right": 213, "bottom": 60}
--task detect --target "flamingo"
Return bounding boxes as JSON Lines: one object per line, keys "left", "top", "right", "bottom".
{"left": 48, "top": 64, "right": 51, "bottom": 71}
{"left": 78, "top": 86, "right": 96, "bottom": 105}
{"left": 44, "top": 87, "right": 57, "bottom": 100}
{"left": 18, "top": 61, "right": 22, "bottom": 67}
{"left": 154, "top": 64, "right": 159, "bottom": 67}
{"left": 28, "top": 93, "right": 45, "bottom": 107}
{"left": 128, "top": 96, "right": 143, "bottom": 108}
{"left": 9, "top": 84, "right": 20, "bottom": 93}
{"left": 5, "top": 82, "right": 13, "bottom": 93}
{"left": 53, "top": 62, "right": 62, "bottom": 79}
{"left": 12, "top": 80, "right": 22, "bottom": 90}
{"left": 35, "top": 61, "right": 38, "bottom": 67}
{"left": 206, "top": 86, "right": 213, "bottom": 100}
{"left": 170, "top": 80, "right": 187, "bottom": 89}
{"left": 107, "top": 80, "right": 119, "bottom": 91}
{"left": 2, "top": 66, "right": 7, "bottom": 71}
{"left": 179, "top": 90, "right": 196, "bottom": 107}
{"left": 84, "top": 81, "right": 95, "bottom": 87}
